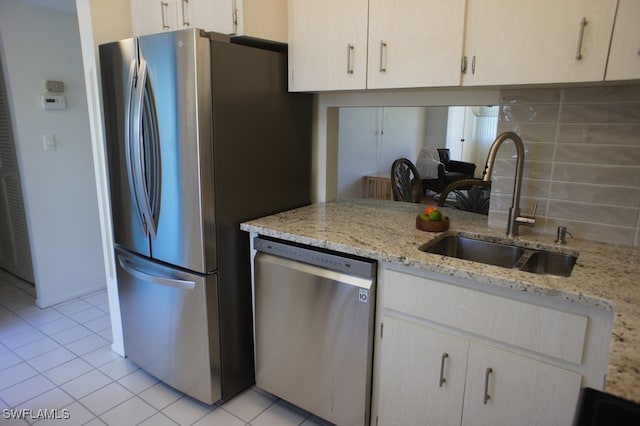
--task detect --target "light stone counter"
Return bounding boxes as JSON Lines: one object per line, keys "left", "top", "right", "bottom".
{"left": 241, "top": 198, "right": 640, "bottom": 403}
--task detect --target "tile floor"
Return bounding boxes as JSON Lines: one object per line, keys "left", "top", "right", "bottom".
{"left": 0, "top": 270, "right": 327, "bottom": 426}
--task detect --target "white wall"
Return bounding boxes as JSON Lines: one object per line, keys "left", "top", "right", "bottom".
{"left": 76, "top": 0, "right": 132, "bottom": 355}
{"left": 424, "top": 107, "right": 448, "bottom": 149}
{"left": 0, "top": 0, "right": 106, "bottom": 307}
{"left": 337, "top": 107, "right": 428, "bottom": 199}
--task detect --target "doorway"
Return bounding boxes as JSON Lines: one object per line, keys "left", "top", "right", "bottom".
{"left": 0, "top": 53, "right": 35, "bottom": 283}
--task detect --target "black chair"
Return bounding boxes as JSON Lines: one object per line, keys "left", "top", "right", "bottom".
{"left": 422, "top": 148, "right": 477, "bottom": 194}
{"left": 391, "top": 158, "right": 422, "bottom": 203}
{"left": 436, "top": 178, "right": 492, "bottom": 215}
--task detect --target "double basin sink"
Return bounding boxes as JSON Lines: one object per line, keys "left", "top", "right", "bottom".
{"left": 419, "top": 234, "right": 578, "bottom": 277}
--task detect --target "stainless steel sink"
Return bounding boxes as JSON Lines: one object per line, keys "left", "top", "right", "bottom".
{"left": 421, "top": 236, "right": 526, "bottom": 269}
{"left": 518, "top": 251, "right": 577, "bottom": 277}
{"left": 419, "top": 235, "right": 578, "bottom": 277}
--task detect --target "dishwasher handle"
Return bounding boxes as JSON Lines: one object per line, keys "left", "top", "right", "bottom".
{"left": 118, "top": 255, "right": 196, "bottom": 290}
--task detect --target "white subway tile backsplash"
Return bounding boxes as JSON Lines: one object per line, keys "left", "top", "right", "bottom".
{"left": 500, "top": 105, "right": 560, "bottom": 123}
{"left": 492, "top": 84, "right": 640, "bottom": 246}
{"left": 500, "top": 88, "right": 562, "bottom": 104}
{"left": 547, "top": 200, "right": 638, "bottom": 227}
{"left": 549, "top": 182, "right": 640, "bottom": 208}
{"left": 554, "top": 144, "right": 640, "bottom": 166}
{"left": 498, "top": 122, "right": 558, "bottom": 142}
{"left": 563, "top": 85, "right": 640, "bottom": 103}
{"left": 552, "top": 164, "right": 640, "bottom": 187}
{"left": 544, "top": 217, "right": 636, "bottom": 246}
{"left": 561, "top": 103, "right": 640, "bottom": 124}
{"left": 557, "top": 124, "right": 640, "bottom": 145}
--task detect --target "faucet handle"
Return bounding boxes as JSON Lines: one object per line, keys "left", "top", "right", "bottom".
{"left": 517, "top": 203, "right": 537, "bottom": 224}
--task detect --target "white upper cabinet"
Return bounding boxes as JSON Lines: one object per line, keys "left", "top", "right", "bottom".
{"left": 288, "top": 0, "right": 368, "bottom": 91}
{"left": 131, "top": 0, "right": 174, "bottom": 36}
{"left": 462, "top": 0, "right": 618, "bottom": 86}
{"left": 366, "top": 0, "right": 466, "bottom": 89}
{"left": 606, "top": 0, "right": 640, "bottom": 81}
{"left": 131, "top": 0, "right": 217, "bottom": 35}
{"left": 131, "top": 0, "right": 287, "bottom": 43}
{"left": 288, "top": 0, "right": 464, "bottom": 91}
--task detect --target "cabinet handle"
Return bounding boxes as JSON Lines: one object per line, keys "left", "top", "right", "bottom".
{"left": 347, "top": 44, "right": 355, "bottom": 74}
{"left": 181, "top": 0, "right": 190, "bottom": 26}
{"left": 471, "top": 55, "right": 476, "bottom": 75}
{"left": 461, "top": 56, "right": 468, "bottom": 74}
{"left": 379, "top": 41, "right": 387, "bottom": 73}
{"left": 439, "top": 353, "right": 449, "bottom": 387}
{"left": 160, "top": 1, "right": 170, "bottom": 29}
{"left": 232, "top": 0, "right": 239, "bottom": 34}
{"left": 576, "top": 17, "right": 588, "bottom": 61}
{"left": 483, "top": 367, "right": 493, "bottom": 404}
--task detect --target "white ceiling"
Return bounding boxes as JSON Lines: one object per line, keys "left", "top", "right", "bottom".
{"left": 22, "top": 0, "right": 76, "bottom": 15}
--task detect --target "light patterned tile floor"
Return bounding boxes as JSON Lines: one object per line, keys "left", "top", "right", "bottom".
{"left": 0, "top": 270, "right": 329, "bottom": 425}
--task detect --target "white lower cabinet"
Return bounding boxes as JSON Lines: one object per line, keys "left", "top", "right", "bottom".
{"left": 376, "top": 315, "right": 581, "bottom": 426}
{"left": 377, "top": 317, "right": 468, "bottom": 426}
{"left": 462, "top": 344, "right": 581, "bottom": 426}
{"left": 372, "top": 266, "right": 614, "bottom": 426}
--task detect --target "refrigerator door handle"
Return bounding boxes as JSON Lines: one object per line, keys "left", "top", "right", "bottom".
{"left": 117, "top": 255, "right": 196, "bottom": 290}
{"left": 124, "top": 60, "right": 148, "bottom": 237}
{"left": 130, "top": 57, "right": 157, "bottom": 238}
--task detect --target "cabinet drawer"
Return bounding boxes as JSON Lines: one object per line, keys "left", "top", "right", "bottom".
{"left": 382, "top": 269, "right": 587, "bottom": 364}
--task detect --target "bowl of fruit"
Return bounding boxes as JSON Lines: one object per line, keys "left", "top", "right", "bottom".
{"left": 416, "top": 205, "right": 450, "bottom": 232}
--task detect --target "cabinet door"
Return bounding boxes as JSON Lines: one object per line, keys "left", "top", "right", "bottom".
{"left": 132, "top": 0, "right": 178, "bottom": 36}
{"left": 462, "top": 344, "right": 582, "bottom": 426}
{"left": 174, "top": 0, "right": 211, "bottom": 32}
{"left": 237, "top": 0, "right": 287, "bottom": 43}
{"left": 288, "top": 0, "right": 368, "bottom": 91}
{"left": 462, "top": 0, "right": 617, "bottom": 85}
{"left": 606, "top": 0, "right": 640, "bottom": 80}
{"left": 367, "top": 0, "right": 465, "bottom": 89}
{"left": 165, "top": 0, "right": 233, "bottom": 34}
{"left": 376, "top": 316, "right": 468, "bottom": 426}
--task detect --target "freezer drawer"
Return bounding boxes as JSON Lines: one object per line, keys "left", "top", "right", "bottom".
{"left": 116, "top": 248, "right": 220, "bottom": 404}
{"left": 254, "top": 244, "right": 376, "bottom": 426}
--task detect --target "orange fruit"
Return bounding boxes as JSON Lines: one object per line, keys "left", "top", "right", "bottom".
{"left": 425, "top": 206, "right": 436, "bottom": 215}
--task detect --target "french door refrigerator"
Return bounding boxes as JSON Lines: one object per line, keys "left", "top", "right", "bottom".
{"left": 99, "top": 29, "right": 312, "bottom": 404}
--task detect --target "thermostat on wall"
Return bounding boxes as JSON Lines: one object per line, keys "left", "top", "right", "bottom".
{"left": 41, "top": 94, "right": 66, "bottom": 110}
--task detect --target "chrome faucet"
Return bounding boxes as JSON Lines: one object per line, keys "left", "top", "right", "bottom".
{"left": 483, "top": 131, "right": 536, "bottom": 237}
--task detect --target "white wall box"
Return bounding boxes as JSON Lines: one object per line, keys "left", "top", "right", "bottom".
{"left": 131, "top": 0, "right": 286, "bottom": 42}
{"left": 371, "top": 265, "right": 615, "bottom": 426}
{"left": 606, "top": 0, "right": 640, "bottom": 81}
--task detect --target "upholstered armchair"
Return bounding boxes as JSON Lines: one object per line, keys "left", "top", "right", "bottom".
{"left": 419, "top": 148, "right": 477, "bottom": 194}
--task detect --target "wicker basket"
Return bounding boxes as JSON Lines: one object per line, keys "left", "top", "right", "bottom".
{"left": 415, "top": 216, "right": 450, "bottom": 232}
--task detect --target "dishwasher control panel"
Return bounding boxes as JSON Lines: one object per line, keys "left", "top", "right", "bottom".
{"left": 254, "top": 237, "right": 376, "bottom": 279}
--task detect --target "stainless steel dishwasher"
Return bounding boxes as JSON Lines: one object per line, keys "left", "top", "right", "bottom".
{"left": 253, "top": 236, "right": 377, "bottom": 426}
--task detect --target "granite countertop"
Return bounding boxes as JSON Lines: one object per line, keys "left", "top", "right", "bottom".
{"left": 241, "top": 198, "right": 640, "bottom": 403}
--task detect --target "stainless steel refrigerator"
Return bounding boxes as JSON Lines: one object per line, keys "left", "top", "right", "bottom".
{"left": 99, "top": 29, "right": 312, "bottom": 404}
